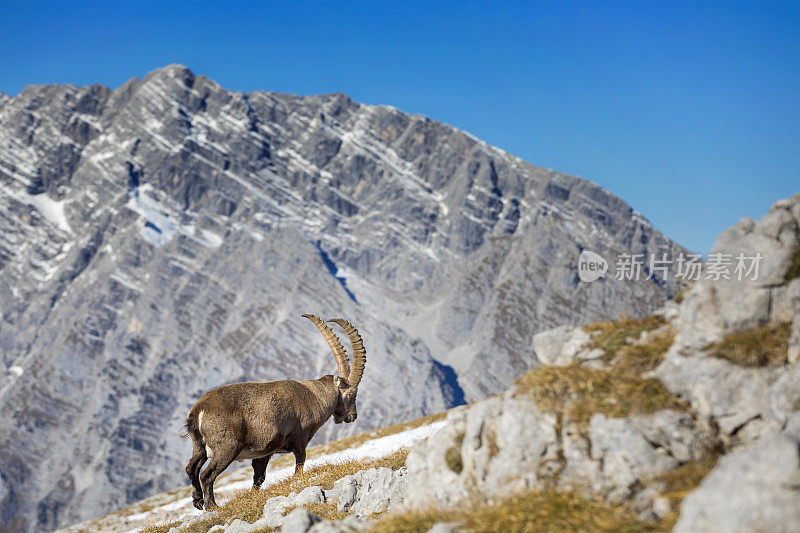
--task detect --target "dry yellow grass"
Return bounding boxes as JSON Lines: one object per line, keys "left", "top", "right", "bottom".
{"left": 658, "top": 456, "right": 718, "bottom": 502}
{"left": 371, "top": 490, "right": 668, "bottom": 532}
{"left": 518, "top": 317, "right": 681, "bottom": 434}
{"left": 652, "top": 450, "right": 721, "bottom": 529}
{"left": 283, "top": 501, "right": 348, "bottom": 521}
{"left": 486, "top": 430, "right": 499, "bottom": 459}
{"left": 516, "top": 365, "right": 684, "bottom": 433}
{"left": 706, "top": 322, "right": 791, "bottom": 367}
{"left": 673, "top": 287, "right": 689, "bottom": 304}
{"left": 142, "top": 448, "right": 409, "bottom": 533}
{"left": 445, "top": 432, "right": 465, "bottom": 474}
{"left": 784, "top": 247, "right": 800, "bottom": 284}
{"left": 614, "top": 327, "right": 675, "bottom": 374}
{"left": 371, "top": 507, "right": 456, "bottom": 532}
{"left": 141, "top": 519, "right": 183, "bottom": 533}
{"left": 584, "top": 315, "right": 665, "bottom": 357}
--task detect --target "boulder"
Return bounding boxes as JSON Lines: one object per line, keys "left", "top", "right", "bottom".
{"left": 558, "top": 410, "right": 709, "bottom": 505}
{"left": 787, "top": 281, "right": 800, "bottom": 364}
{"left": 533, "top": 326, "right": 601, "bottom": 366}
{"left": 168, "top": 511, "right": 219, "bottom": 532}
{"left": 665, "top": 195, "right": 800, "bottom": 353}
{"left": 306, "top": 515, "right": 369, "bottom": 532}
{"left": 405, "top": 392, "right": 559, "bottom": 508}
{"left": 655, "top": 353, "right": 781, "bottom": 439}
{"left": 281, "top": 508, "right": 323, "bottom": 533}
{"left": 675, "top": 431, "right": 800, "bottom": 533}
{"left": 709, "top": 199, "right": 799, "bottom": 330}
{"left": 294, "top": 486, "right": 326, "bottom": 507}
{"left": 221, "top": 519, "right": 266, "bottom": 533}
{"left": 761, "top": 362, "right": 800, "bottom": 438}
{"left": 407, "top": 370, "right": 715, "bottom": 520}
{"left": 261, "top": 486, "right": 327, "bottom": 530}
{"left": 261, "top": 495, "right": 292, "bottom": 529}
{"left": 589, "top": 414, "right": 681, "bottom": 502}
{"left": 333, "top": 467, "right": 408, "bottom": 516}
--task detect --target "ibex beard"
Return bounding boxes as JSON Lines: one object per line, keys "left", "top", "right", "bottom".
{"left": 182, "top": 314, "right": 366, "bottom": 511}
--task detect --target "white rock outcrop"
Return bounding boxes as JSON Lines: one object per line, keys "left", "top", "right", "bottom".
{"left": 404, "top": 391, "right": 709, "bottom": 516}
{"left": 333, "top": 466, "right": 408, "bottom": 516}
{"left": 532, "top": 326, "right": 602, "bottom": 366}
{"left": 674, "top": 431, "right": 800, "bottom": 533}
{"left": 656, "top": 193, "right": 800, "bottom": 444}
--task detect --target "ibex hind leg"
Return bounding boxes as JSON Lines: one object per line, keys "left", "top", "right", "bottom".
{"left": 186, "top": 439, "right": 208, "bottom": 509}
{"left": 200, "top": 443, "right": 242, "bottom": 510}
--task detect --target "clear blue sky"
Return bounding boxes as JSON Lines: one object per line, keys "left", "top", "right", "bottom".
{"left": 1, "top": 1, "right": 798, "bottom": 253}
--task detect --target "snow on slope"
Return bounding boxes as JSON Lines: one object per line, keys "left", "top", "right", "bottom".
{"left": 27, "top": 193, "right": 72, "bottom": 233}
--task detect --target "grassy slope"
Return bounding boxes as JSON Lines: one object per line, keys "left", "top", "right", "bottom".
{"left": 373, "top": 490, "right": 667, "bottom": 533}
{"left": 517, "top": 319, "right": 684, "bottom": 434}
{"left": 142, "top": 449, "right": 410, "bottom": 533}
{"left": 706, "top": 322, "right": 792, "bottom": 367}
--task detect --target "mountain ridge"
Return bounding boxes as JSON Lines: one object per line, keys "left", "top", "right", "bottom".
{"left": 0, "top": 64, "right": 684, "bottom": 532}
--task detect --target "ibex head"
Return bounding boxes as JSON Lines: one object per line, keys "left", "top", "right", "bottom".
{"left": 302, "top": 315, "right": 367, "bottom": 424}
{"left": 332, "top": 375, "right": 357, "bottom": 423}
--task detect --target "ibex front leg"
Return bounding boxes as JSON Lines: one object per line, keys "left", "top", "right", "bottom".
{"left": 293, "top": 448, "right": 306, "bottom": 476}
{"left": 252, "top": 455, "right": 271, "bottom": 490}
{"left": 290, "top": 433, "right": 308, "bottom": 476}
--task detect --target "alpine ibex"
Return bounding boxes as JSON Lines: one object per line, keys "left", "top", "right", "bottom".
{"left": 183, "top": 314, "right": 367, "bottom": 510}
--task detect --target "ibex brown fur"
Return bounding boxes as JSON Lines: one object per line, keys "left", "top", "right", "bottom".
{"left": 183, "top": 314, "right": 367, "bottom": 510}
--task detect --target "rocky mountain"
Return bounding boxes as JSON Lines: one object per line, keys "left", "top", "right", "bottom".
{"left": 64, "top": 194, "right": 799, "bottom": 533}
{"left": 117, "top": 193, "right": 798, "bottom": 533}
{"left": 0, "top": 64, "right": 683, "bottom": 532}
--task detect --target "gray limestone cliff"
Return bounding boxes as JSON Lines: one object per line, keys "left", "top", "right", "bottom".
{"left": 0, "top": 65, "right": 683, "bottom": 531}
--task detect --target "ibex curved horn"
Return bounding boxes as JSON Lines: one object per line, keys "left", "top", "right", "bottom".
{"left": 302, "top": 314, "right": 350, "bottom": 378}
{"left": 328, "top": 318, "right": 366, "bottom": 388}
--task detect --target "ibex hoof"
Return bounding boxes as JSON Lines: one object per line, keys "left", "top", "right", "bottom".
{"left": 192, "top": 498, "right": 204, "bottom": 511}
{"left": 204, "top": 501, "right": 218, "bottom": 511}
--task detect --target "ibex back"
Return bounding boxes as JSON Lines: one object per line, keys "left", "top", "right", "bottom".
{"left": 183, "top": 315, "right": 367, "bottom": 510}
